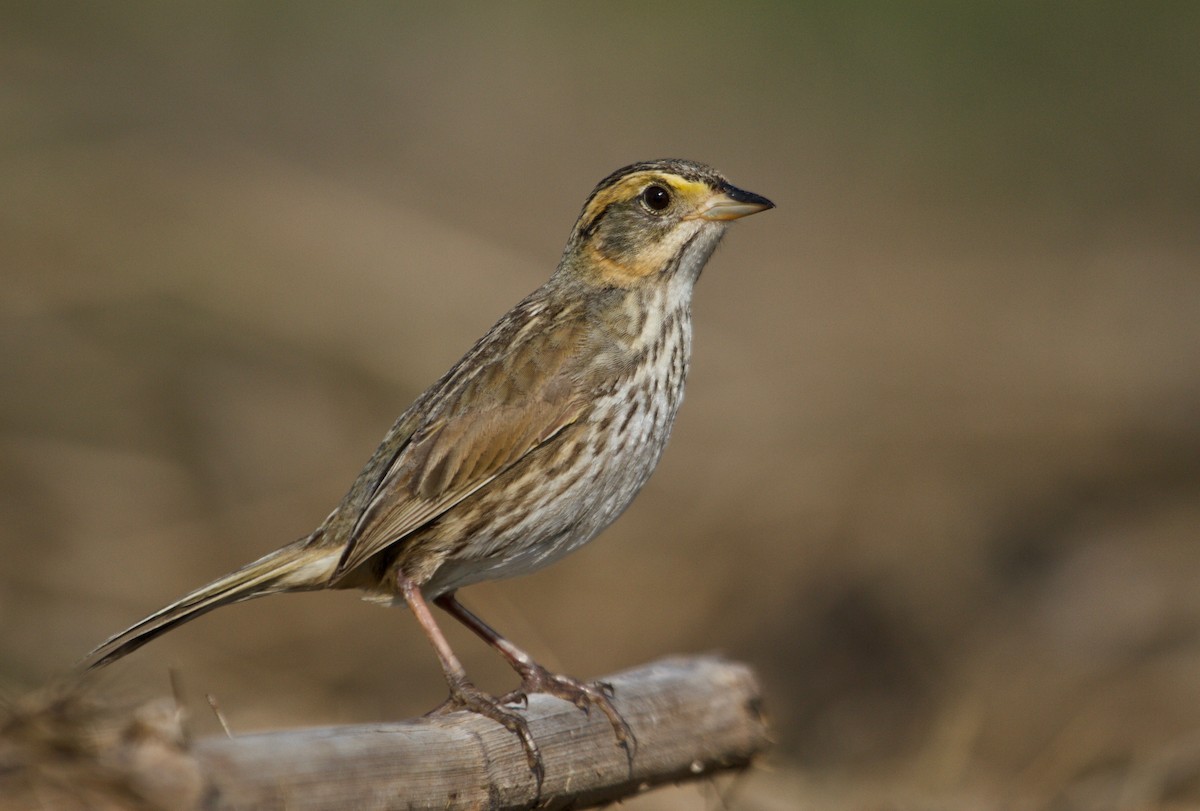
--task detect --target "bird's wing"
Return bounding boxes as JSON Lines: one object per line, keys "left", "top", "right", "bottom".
{"left": 334, "top": 318, "right": 588, "bottom": 576}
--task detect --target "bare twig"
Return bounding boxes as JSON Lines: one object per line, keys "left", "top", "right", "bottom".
{"left": 0, "top": 656, "right": 767, "bottom": 810}
{"left": 195, "top": 655, "right": 769, "bottom": 810}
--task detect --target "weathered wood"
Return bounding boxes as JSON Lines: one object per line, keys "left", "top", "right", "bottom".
{"left": 194, "top": 655, "right": 769, "bottom": 810}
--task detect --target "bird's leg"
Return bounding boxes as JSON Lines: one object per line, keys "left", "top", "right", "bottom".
{"left": 398, "top": 575, "right": 544, "bottom": 788}
{"left": 434, "top": 592, "right": 637, "bottom": 762}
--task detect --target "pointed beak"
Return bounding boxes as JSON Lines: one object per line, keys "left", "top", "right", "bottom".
{"left": 697, "top": 182, "right": 775, "bottom": 221}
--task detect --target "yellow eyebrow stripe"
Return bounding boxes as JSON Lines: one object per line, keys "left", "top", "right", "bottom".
{"left": 579, "top": 172, "right": 710, "bottom": 229}
{"left": 668, "top": 178, "right": 710, "bottom": 198}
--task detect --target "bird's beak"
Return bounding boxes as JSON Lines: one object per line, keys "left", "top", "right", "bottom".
{"left": 697, "top": 183, "right": 775, "bottom": 221}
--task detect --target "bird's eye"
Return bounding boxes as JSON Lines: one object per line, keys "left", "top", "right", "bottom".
{"left": 641, "top": 184, "right": 671, "bottom": 212}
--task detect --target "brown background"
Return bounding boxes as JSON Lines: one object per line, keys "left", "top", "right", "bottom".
{"left": 3, "top": 4, "right": 1199, "bottom": 808}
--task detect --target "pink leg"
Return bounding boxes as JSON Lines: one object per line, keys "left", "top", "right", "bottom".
{"left": 398, "top": 575, "right": 544, "bottom": 789}
{"left": 435, "top": 591, "right": 637, "bottom": 761}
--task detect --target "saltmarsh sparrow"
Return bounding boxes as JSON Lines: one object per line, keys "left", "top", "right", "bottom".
{"left": 85, "top": 159, "right": 773, "bottom": 783}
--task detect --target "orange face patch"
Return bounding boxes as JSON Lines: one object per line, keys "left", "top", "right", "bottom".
{"left": 575, "top": 172, "right": 717, "bottom": 286}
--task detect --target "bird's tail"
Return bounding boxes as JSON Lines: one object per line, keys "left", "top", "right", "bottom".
{"left": 82, "top": 538, "right": 337, "bottom": 670}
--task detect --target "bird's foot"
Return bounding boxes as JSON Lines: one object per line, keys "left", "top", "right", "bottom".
{"left": 503, "top": 664, "right": 637, "bottom": 765}
{"left": 430, "top": 678, "right": 544, "bottom": 791}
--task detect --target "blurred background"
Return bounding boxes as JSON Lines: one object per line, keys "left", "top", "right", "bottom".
{"left": 3, "top": 3, "right": 1199, "bottom": 808}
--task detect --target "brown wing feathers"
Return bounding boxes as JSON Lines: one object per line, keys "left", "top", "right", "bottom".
{"left": 332, "top": 312, "right": 589, "bottom": 576}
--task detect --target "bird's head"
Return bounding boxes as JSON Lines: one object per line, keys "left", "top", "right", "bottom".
{"left": 559, "top": 159, "right": 773, "bottom": 289}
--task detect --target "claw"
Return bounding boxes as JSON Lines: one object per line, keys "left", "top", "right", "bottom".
{"left": 439, "top": 679, "right": 544, "bottom": 796}
{"left": 513, "top": 664, "right": 638, "bottom": 770}
{"left": 500, "top": 689, "right": 530, "bottom": 709}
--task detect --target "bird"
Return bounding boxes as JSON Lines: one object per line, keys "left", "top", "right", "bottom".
{"left": 83, "top": 158, "right": 773, "bottom": 783}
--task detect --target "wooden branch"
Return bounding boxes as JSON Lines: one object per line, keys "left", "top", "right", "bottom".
{"left": 194, "top": 655, "right": 769, "bottom": 810}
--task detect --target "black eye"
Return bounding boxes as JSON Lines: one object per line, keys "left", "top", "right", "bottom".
{"left": 641, "top": 184, "right": 671, "bottom": 212}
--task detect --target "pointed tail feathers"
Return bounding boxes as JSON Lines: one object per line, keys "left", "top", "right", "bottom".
{"left": 83, "top": 541, "right": 337, "bottom": 670}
